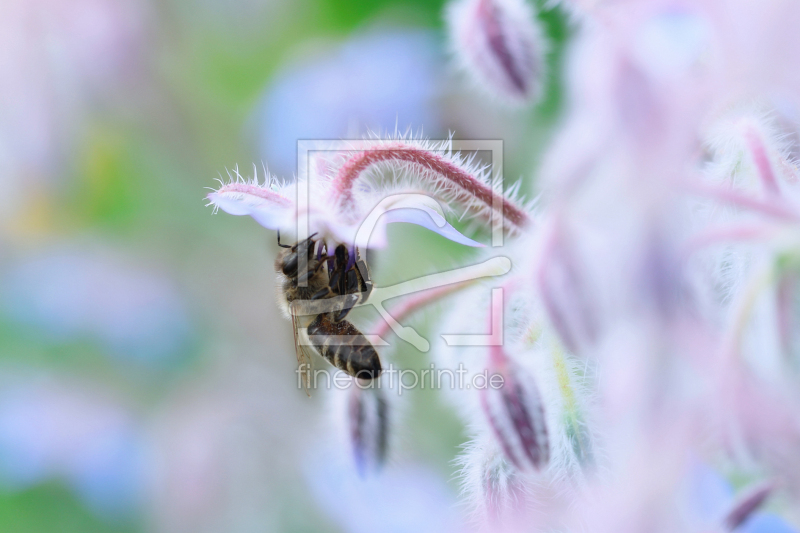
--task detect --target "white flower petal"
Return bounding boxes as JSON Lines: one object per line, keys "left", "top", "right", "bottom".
{"left": 354, "top": 193, "right": 484, "bottom": 248}
{"left": 209, "top": 186, "right": 483, "bottom": 249}
{"left": 207, "top": 184, "right": 294, "bottom": 231}
{"left": 382, "top": 207, "right": 484, "bottom": 247}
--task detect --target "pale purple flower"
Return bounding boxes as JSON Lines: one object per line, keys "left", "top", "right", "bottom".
{"left": 1, "top": 246, "right": 192, "bottom": 365}
{"left": 304, "top": 454, "right": 464, "bottom": 533}
{"left": 0, "top": 377, "right": 146, "bottom": 519}
{"left": 256, "top": 29, "right": 444, "bottom": 176}
{"left": 207, "top": 138, "right": 529, "bottom": 250}
{"left": 0, "top": 0, "right": 145, "bottom": 226}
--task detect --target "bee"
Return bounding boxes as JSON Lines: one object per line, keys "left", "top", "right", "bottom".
{"left": 275, "top": 233, "right": 381, "bottom": 391}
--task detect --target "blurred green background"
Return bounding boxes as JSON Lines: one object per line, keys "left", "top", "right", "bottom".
{"left": 0, "top": 0, "right": 569, "bottom": 531}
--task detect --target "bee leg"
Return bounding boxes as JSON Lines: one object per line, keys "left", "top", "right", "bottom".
{"left": 333, "top": 293, "right": 360, "bottom": 323}
{"left": 290, "top": 254, "right": 332, "bottom": 282}
{"left": 297, "top": 269, "right": 315, "bottom": 284}
{"left": 282, "top": 248, "right": 323, "bottom": 279}
{"left": 317, "top": 246, "right": 347, "bottom": 299}
{"left": 331, "top": 267, "right": 361, "bottom": 322}
{"left": 311, "top": 287, "right": 335, "bottom": 300}
{"left": 323, "top": 249, "right": 359, "bottom": 321}
{"left": 277, "top": 230, "right": 291, "bottom": 248}
{"left": 310, "top": 258, "right": 343, "bottom": 301}
{"left": 345, "top": 266, "right": 360, "bottom": 293}
{"left": 315, "top": 255, "right": 336, "bottom": 271}
{"left": 333, "top": 245, "right": 349, "bottom": 294}
{"left": 290, "top": 233, "right": 319, "bottom": 252}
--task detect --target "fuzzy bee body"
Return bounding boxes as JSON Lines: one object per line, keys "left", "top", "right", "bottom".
{"left": 307, "top": 313, "right": 381, "bottom": 379}
{"left": 276, "top": 236, "right": 382, "bottom": 383}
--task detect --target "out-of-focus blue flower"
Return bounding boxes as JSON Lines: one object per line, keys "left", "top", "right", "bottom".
{"left": 686, "top": 462, "right": 798, "bottom": 533}
{"left": 0, "top": 248, "right": 192, "bottom": 366}
{"left": 686, "top": 460, "right": 735, "bottom": 523}
{"left": 256, "top": 29, "right": 444, "bottom": 176}
{"left": 304, "top": 454, "right": 462, "bottom": 533}
{"left": 0, "top": 381, "right": 147, "bottom": 520}
{"left": 741, "top": 515, "right": 800, "bottom": 533}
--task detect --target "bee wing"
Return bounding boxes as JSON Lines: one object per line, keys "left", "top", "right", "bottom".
{"left": 292, "top": 311, "right": 314, "bottom": 396}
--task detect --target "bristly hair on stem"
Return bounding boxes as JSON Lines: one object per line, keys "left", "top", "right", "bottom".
{"left": 328, "top": 136, "right": 531, "bottom": 232}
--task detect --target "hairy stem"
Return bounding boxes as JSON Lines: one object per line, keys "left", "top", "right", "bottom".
{"left": 333, "top": 143, "right": 530, "bottom": 230}
{"left": 686, "top": 182, "right": 799, "bottom": 222}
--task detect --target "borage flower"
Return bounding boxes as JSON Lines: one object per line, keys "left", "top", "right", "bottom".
{"left": 207, "top": 137, "right": 532, "bottom": 479}
{"left": 206, "top": 138, "right": 530, "bottom": 251}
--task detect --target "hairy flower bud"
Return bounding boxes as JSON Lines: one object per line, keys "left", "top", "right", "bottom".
{"left": 467, "top": 437, "right": 528, "bottom": 527}
{"left": 348, "top": 385, "right": 389, "bottom": 475}
{"left": 446, "top": 0, "right": 546, "bottom": 104}
{"left": 480, "top": 349, "right": 549, "bottom": 470}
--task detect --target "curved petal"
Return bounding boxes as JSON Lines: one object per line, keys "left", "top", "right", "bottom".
{"left": 206, "top": 183, "right": 294, "bottom": 231}
{"left": 353, "top": 193, "right": 485, "bottom": 248}
{"left": 209, "top": 186, "right": 484, "bottom": 249}
{"left": 382, "top": 207, "right": 484, "bottom": 247}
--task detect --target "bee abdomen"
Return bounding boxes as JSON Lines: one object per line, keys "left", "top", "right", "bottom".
{"left": 308, "top": 314, "right": 382, "bottom": 380}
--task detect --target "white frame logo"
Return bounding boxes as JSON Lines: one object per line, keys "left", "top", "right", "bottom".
{"left": 291, "top": 139, "right": 510, "bottom": 350}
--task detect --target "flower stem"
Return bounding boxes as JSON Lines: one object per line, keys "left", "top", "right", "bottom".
{"left": 333, "top": 143, "right": 530, "bottom": 230}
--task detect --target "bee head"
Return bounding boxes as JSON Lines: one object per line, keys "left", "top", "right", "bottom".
{"left": 276, "top": 234, "right": 319, "bottom": 278}
{"left": 279, "top": 250, "right": 299, "bottom": 277}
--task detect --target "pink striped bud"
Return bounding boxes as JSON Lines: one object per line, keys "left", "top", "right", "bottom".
{"left": 480, "top": 349, "right": 549, "bottom": 470}
{"left": 447, "top": 0, "right": 546, "bottom": 104}
{"left": 348, "top": 385, "right": 389, "bottom": 475}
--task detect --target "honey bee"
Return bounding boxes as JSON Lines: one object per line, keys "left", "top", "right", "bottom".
{"left": 275, "top": 233, "right": 381, "bottom": 391}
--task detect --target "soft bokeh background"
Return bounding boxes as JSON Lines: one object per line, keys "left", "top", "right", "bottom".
{"left": 0, "top": 0, "right": 569, "bottom": 531}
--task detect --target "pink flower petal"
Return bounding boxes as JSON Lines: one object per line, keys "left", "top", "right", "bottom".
{"left": 206, "top": 182, "right": 294, "bottom": 231}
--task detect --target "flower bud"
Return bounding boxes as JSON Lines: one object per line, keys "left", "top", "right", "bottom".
{"left": 446, "top": 0, "right": 546, "bottom": 104}
{"left": 458, "top": 434, "right": 532, "bottom": 529}
{"left": 480, "top": 350, "right": 549, "bottom": 470}
{"left": 347, "top": 384, "right": 389, "bottom": 475}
